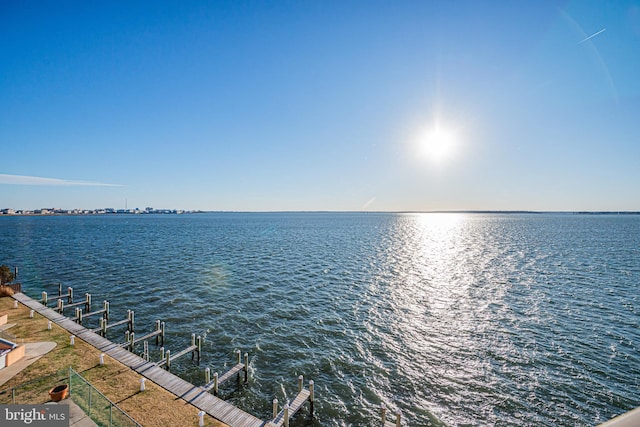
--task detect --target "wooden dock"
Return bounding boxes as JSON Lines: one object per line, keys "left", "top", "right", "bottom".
{"left": 13, "top": 293, "right": 266, "bottom": 427}
{"left": 266, "top": 389, "right": 311, "bottom": 427}
{"left": 203, "top": 351, "right": 248, "bottom": 395}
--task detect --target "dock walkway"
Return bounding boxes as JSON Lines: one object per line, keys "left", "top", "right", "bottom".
{"left": 14, "top": 293, "right": 265, "bottom": 427}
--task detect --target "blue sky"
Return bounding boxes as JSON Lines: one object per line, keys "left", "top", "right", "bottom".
{"left": 1, "top": 0, "right": 639, "bottom": 211}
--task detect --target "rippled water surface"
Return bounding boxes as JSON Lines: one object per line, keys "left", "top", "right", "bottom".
{"left": 1, "top": 213, "right": 639, "bottom": 426}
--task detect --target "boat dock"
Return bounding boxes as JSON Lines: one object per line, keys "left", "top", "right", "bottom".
{"left": 13, "top": 292, "right": 268, "bottom": 427}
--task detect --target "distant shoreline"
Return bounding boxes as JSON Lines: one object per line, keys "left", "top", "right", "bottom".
{"left": 2, "top": 210, "right": 639, "bottom": 217}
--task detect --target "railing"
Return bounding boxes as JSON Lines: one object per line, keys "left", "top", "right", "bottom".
{"left": 0, "top": 367, "right": 140, "bottom": 427}
{"left": 69, "top": 367, "right": 141, "bottom": 427}
{"left": 0, "top": 369, "right": 67, "bottom": 404}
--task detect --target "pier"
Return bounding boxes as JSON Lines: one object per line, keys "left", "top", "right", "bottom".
{"left": 203, "top": 350, "right": 249, "bottom": 396}
{"left": 14, "top": 283, "right": 319, "bottom": 427}
{"left": 266, "top": 376, "right": 314, "bottom": 427}
{"left": 156, "top": 332, "right": 201, "bottom": 370}
{"left": 91, "top": 310, "right": 135, "bottom": 336}
{"left": 13, "top": 292, "right": 266, "bottom": 427}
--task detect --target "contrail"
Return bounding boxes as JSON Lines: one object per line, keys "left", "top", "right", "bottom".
{"left": 0, "top": 173, "right": 123, "bottom": 187}
{"left": 579, "top": 28, "right": 606, "bottom": 44}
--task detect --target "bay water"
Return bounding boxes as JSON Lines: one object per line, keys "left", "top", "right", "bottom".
{"left": 0, "top": 212, "right": 638, "bottom": 426}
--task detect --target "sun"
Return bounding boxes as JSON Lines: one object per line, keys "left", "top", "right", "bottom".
{"left": 418, "top": 125, "right": 458, "bottom": 165}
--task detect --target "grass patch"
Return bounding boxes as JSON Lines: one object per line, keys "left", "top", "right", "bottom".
{"left": 0, "top": 296, "right": 227, "bottom": 426}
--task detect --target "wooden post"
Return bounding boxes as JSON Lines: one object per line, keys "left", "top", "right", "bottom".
{"left": 272, "top": 398, "right": 278, "bottom": 420}
{"left": 68, "top": 287, "right": 73, "bottom": 304}
{"left": 42, "top": 291, "right": 47, "bottom": 306}
{"left": 85, "top": 293, "right": 91, "bottom": 312}
{"left": 395, "top": 410, "right": 401, "bottom": 427}
{"left": 104, "top": 301, "right": 110, "bottom": 320}
{"left": 381, "top": 403, "right": 386, "bottom": 426}
{"left": 129, "top": 332, "right": 135, "bottom": 352}
{"left": 57, "top": 299, "right": 63, "bottom": 313}
{"left": 100, "top": 318, "right": 106, "bottom": 337}
{"left": 70, "top": 335, "right": 75, "bottom": 346}
{"left": 13, "top": 266, "right": 17, "bottom": 279}
{"left": 309, "top": 380, "right": 314, "bottom": 416}
{"left": 166, "top": 349, "right": 171, "bottom": 371}
{"left": 159, "top": 322, "right": 165, "bottom": 346}
{"left": 205, "top": 367, "right": 211, "bottom": 384}
{"left": 236, "top": 350, "right": 241, "bottom": 383}
{"left": 125, "top": 330, "right": 130, "bottom": 346}
{"left": 160, "top": 347, "right": 165, "bottom": 360}
{"left": 196, "top": 336, "right": 202, "bottom": 363}
{"left": 284, "top": 403, "right": 290, "bottom": 427}
{"left": 298, "top": 375, "right": 303, "bottom": 392}
{"left": 100, "top": 353, "right": 105, "bottom": 365}
{"left": 76, "top": 308, "right": 83, "bottom": 325}
{"left": 244, "top": 353, "right": 249, "bottom": 383}
{"left": 58, "top": 283, "right": 62, "bottom": 297}
{"left": 213, "top": 372, "right": 219, "bottom": 396}
{"left": 191, "top": 333, "right": 196, "bottom": 360}
{"left": 140, "top": 378, "right": 146, "bottom": 392}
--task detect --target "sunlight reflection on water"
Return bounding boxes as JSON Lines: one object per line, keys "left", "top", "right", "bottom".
{"left": 1, "top": 213, "right": 640, "bottom": 426}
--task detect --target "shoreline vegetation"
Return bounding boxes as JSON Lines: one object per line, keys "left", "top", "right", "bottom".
{"left": 0, "top": 296, "right": 227, "bottom": 427}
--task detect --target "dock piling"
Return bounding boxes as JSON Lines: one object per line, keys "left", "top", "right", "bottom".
{"left": 157, "top": 321, "right": 165, "bottom": 346}
{"left": 395, "top": 410, "right": 401, "bottom": 427}
{"left": 68, "top": 287, "right": 73, "bottom": 304}
{"left": 129, "top": 332, "right": 136, "bottom": 352}
{"left": 381, "top": 403, "right": 386, "bottom": 426}
{"left": 213, "top": 372, "right": 219, "bottom": 396}
{"left": 190, "top": 333, "right": 196, "bottom": 360}
{"left": 244, "top": 352, "right": 249, "bottom": 383}
{"left": 205, "top": 367, "right": 211, "bottom": 384}
{"left": 129, "top": 310, "right": 135, "bottom": 332}
{"left": 309, "top": 380, "right": 314, "bottom": 416}
{"left": 236, "top": 350, "right": 241, "bottom": 383}
{"left": 42, "top": 291, "right": 47, "bottom": 306}
{"left": 272, "top": 398, "right": 278, "bottom": 420}
{"left": 284, "top": 403, "right": 290, "bottom": 427}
